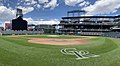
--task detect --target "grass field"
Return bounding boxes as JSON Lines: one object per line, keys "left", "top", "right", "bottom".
{"left": 0, "top": 35, "right": 120, "bottom": 66}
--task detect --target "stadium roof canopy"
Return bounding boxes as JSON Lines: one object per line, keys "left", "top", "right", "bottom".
{"left": 67, "top": 10, "right": 86, "bottom": 13}
{"left": 62, "top": 15, "right": 120, "bottom": 19}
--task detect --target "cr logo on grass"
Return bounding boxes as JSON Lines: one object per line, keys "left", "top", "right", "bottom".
{"left": 61, "top": 48, "right": 99, "bottom": 60}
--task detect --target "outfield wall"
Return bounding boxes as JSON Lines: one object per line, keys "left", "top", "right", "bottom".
{"left": 0, "top": 31, "right": 44, "bottom": 35}
{"left": 1, "top": 31, "right": 120, "bottom": 38}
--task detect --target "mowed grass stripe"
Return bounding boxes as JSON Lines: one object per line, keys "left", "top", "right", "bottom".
{"left": 0, "top": 38, "right": 63, "bottom": 66}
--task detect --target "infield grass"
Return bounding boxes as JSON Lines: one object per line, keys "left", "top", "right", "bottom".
{"left": 0, "top": 35, "right": 120, "bottom": 66}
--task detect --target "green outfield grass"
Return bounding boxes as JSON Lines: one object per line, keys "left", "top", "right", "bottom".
{"left": 0, "top": 35, "right": 120, "bottom": 66}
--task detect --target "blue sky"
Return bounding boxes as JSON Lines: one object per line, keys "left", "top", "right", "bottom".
{"left": 0, "top": 0, "right": 120, "bottom": 24}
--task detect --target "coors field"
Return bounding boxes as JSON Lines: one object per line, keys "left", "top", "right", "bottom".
{"left": 0, "top": 0, "right": 120, "bottom": 66}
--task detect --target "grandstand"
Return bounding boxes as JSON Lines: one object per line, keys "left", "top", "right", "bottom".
{"left": 58, "top": 10, "right": 120, "bottom": 36}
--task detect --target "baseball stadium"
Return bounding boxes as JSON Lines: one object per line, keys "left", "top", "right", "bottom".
{"left": 0, "top": 5, "right": 120, "bottom": 66}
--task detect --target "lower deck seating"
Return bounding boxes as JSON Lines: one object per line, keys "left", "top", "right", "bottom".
{"left": 101, "top": 32, "right": 120, "bottom": 38}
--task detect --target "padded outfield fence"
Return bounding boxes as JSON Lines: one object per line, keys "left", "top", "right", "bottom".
{"left": 0, "top": 31, "right": 44, "bottom": 35}
{"left": 0, "top": 30, "right": 120, "bottom": 38}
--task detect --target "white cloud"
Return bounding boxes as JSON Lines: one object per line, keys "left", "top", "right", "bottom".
{"left": 65, "top": 0, "right": 84, "bottom": 6}
{"left": 83, "top": 0, "right": 120, "bottom": 15}
{"left": 36, "top": 4, "right": 41, "bottom": 8}
{"left": 17, "top": 2, "right": 20, "bottom": 5}
{"left": 31, "top": 0, "right": 37, "bottom": 5}
{"left": 24, "top": 0, "right": 30, "bottom": 2}
{"left": 0, "top": 6, "right": 15, "bottom": 21}
{"left": 44, "top": 0, "right": 58, "bottom": 9}
{"left": 20, "top": 0, "right": 37, "bottom": 5}
{"left": 23, "top": 17, "right": 60, "bottom": 25}
{"left": 26, "top": 2, "right": 31, "bottom": 5}
{"left": 23, "top": 17, "right": 33, "bottom": 21}
{"left": 17, "top": 6, "right": 34, "bottom": 14}
{"left": 24, "top": 18, "right": 60, "bottom": 25}
{"left": 79, "top": 1, "right": 90, "bottom": 7}
{"left": 38, "top": 0, "right": 49, "bottom": 4}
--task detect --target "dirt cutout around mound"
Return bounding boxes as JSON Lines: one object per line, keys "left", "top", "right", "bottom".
{"left": 28, "top": 38, "right": 89, "bottom": 45}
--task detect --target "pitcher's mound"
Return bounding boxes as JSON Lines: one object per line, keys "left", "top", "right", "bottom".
{"left": 28, "top": 38, "right": 89, "bottom": 45}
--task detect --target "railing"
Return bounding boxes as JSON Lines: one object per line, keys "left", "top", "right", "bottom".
{"left": 60, "top": 23, "right": 116, "bottom": 25}
{"left": 80, "top": 32, "right": 103, "bottom": 36}
{"left": 59, "top": 28, "right": 111, "bottom": 31}
{"left": 60, "top": 21, "right": 117, "bottom": 25}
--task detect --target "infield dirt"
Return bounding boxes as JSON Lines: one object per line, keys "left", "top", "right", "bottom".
{"left": 28, "top": 38, "right": 89, "bottom": 45}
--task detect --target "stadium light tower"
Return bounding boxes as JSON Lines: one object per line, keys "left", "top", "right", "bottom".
{"left": 16, "top": 8, "right": 23, "bottom": 18}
